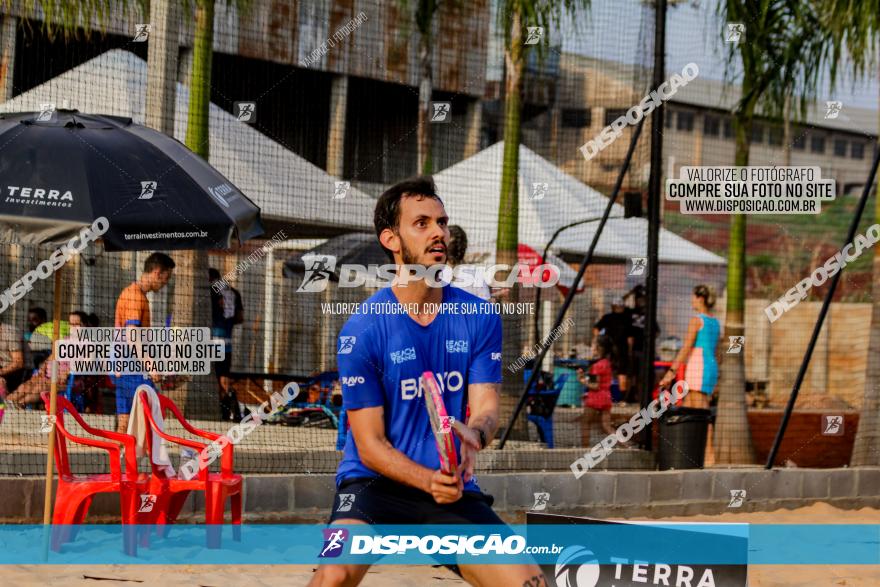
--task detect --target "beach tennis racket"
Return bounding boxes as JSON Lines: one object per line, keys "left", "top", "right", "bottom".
{"left": 421, "top": 371, "right": 458, "bottom": 475}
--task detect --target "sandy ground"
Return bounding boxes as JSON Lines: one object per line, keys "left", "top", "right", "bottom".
{"left": 2, "top": 502, "right": 878, "bottom": 586}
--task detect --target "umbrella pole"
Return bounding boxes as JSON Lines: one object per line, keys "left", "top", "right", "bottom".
{"left": 42, "top": 270, "right": 63, "bottom": 525}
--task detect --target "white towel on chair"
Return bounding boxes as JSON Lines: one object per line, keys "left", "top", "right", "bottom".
{"left": 127, "top": 384, "right": 176, "bottom": 477}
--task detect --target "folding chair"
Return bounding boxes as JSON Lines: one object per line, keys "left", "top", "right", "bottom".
{"left": 137, "top": 390, "right": 242, "bottom": 548}
{"left": 41, "top": 392, "right": 148, "bottom": 555}
{"left": 526, "top": 373, "right": 569, "bottom": 449}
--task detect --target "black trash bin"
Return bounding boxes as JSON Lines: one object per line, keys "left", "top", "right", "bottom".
{"left": 657, "top": 407, "right": 712, "bottom": 470}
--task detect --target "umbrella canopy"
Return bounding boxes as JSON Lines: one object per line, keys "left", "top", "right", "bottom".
{"left": 0, "top": 90, "right": 266, "bottom": 531}
{"left": 0, "top": 49, "right": 375, "bottom": 237}
{"left": 0, "top": 109, "right": 263, "bottom": 250}
{"left": 432, "top": 142, "right": 726, "bottom": 265}
{"left": 283, "top": 233, "right": 387, "bottom": 281}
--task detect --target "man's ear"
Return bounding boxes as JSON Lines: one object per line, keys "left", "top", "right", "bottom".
{"left": 379, "top": 228, "right": 399, "bottom": 258}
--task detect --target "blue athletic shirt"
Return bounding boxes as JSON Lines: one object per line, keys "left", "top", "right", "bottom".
{"left": 335, "top": 284, "right": 503, "bottom": 493}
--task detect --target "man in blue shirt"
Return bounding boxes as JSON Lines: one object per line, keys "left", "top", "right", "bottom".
{"left": 308, "top": 177, "right": 544, "bottom": 587}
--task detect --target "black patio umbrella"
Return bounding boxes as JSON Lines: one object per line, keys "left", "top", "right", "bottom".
{"left": 0, "top": 110, "right": 263, "bottom": 250}
{"left": 283, "top": 232, "right": 387, "bottom": 281}
{"left": 0, "top": 109, "right": 264, "bottom": 526}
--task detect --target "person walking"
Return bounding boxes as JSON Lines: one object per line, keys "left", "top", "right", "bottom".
{"left": 113, "top": 252, "right": 175, "bottom": 433}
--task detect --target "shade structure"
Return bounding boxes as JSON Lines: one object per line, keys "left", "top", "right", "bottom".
{"left": 0, "top": 72, "right": 268, "bottom": 530}
{"left": 283, "top": 233, "right": 387, "bottom": 281}
{"left": 0, "top": 110, "right": 263, "bottom": 250}
{"left": 0, "top": 49, "right": 377, "bottom": 236}
{"left": 432, "top": 142, "right": 726, "bottom": 266}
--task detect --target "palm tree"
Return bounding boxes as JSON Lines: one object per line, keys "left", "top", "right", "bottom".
{"left": 397, "top": 0, "right": 461, "bottom": 174}
{"left": 4, "top": 0, "right": 147, "bottom": 40}
{"left": 493, "top": 0, "right": 589, "bottom": 439}
{"left": 178, "top": 0, "right": 250, "bottom": 418}
{"left": 414, "top": 0, "right": 438, "bottom": 174}
{"left": 817, "top": 1, "right": 880, "bottom": 466}
{"left": 184, "top": 0, "right": 214, "bottom": 158}
{"left": 494, "top": 0, "right": 590, "bottom": 269}
{"left": 6, "top": 0, "right": 243, "bottom": 159}
{"left": 715, "top": 0, "right": 835, "bottom": 464}
{"left": 181, "top": 0, "right": 251, "bottom": 158}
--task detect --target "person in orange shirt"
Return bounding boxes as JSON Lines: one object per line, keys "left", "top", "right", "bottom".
{"left": 114, "top": 252, "right": 175, "bottom": 433}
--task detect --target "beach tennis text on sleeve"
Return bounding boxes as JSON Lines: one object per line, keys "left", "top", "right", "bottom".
{"left": 666, "top": 166, "right": 835, "bottom": 214}
{"left": 54, "top": 327, "right": 223, "bottom": 375}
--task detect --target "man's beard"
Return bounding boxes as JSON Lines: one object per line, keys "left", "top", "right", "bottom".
{"left": 400, "top": 237, "right": 422, "bottom": 266}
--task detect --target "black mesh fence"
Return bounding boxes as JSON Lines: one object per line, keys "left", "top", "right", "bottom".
{"left": 0, "top": 0, "right": 876, "bottom": 478}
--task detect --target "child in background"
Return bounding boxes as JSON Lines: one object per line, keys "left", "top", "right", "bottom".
{"left": 578, "top": 336, "right": 617, "bottom": 445}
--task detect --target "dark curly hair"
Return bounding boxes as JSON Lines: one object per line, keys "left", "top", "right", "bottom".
{"left": 447, "top": 225, "right": 468, "bottom": 265}
{"left": 373, "top": 175, "right": 444, "bottom": 261}
{"left": 594, "top": 335, "right": 620, "bottom": 376}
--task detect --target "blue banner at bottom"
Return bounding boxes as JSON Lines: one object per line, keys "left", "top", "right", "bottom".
{"left": 0, "top": 523, "right": 875, "bottom": 566}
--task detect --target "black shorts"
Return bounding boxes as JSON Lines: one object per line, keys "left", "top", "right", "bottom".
{"left": 328, "top": 476, "right": 508, "bottom": 576}
{"left": 616, "top": 347, "right": 630, "bottom": 372}
{"left": 328, "top": 476, "right": 503, "bottom": 525}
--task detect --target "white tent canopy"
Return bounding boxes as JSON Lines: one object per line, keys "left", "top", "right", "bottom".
{"left": 0, "top": 49, "right": 375, "bottom": 234}
{"left": 433, "top": 142, "right": 726, "bottom": 265}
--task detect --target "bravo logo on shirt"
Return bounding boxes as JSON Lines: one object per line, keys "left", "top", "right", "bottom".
{"left": 401, "top": 371, "right": 464, "bottom": 400}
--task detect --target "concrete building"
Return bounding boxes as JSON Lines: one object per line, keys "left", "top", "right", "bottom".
{"left": 0, "top": 0, "right": 491, "bottom": 196}
{"left": 514, "top": 53, "right": 877, "bottom": 198}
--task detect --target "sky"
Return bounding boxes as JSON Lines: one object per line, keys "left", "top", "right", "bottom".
{"left": 556, "top": 0, "right": 879, "bottom": 112}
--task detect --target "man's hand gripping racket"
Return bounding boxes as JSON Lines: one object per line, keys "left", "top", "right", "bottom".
{"left": 421, "top": 371, "right": 482, "bottom": 503}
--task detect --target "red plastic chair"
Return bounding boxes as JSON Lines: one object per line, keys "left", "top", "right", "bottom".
{"left": 137, "top": 390, "right": 242, "bottom": 548}
{"left": 41, "top": 392, "right": 149, "bottom": 555}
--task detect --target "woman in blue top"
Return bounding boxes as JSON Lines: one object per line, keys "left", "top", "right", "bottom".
{"left": 659, "top": 284, "right": 720, "bottom": 410}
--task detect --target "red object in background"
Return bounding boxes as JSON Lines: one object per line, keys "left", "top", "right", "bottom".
{"left": 653, "top": 361, "right": 686, "bottom": 406}
{"left": 41, "top": 392, "right": 149, "bottom": 555}
{"left": 517, "top": 244, "right": 586, "bottom": 296}
{"left": 137, "top": 391, "right": 243, "bottom": 549}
